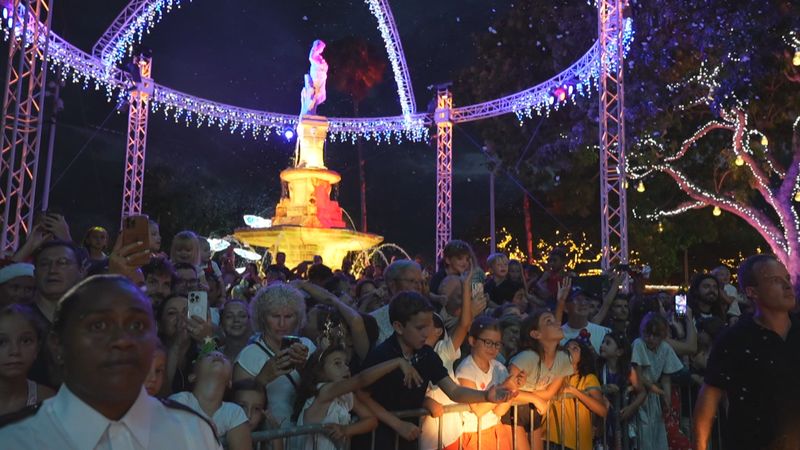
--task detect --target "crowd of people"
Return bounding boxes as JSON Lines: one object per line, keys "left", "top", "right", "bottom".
{"left": 0, "top": 213, "right": 797, "bottom": 450}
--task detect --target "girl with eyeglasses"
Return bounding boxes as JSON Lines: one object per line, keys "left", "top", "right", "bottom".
{"left": 455, "top": 316, "right": 529, "bottom": 450}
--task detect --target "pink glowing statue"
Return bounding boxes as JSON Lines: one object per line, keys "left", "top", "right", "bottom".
{"left": 300, "top": 39, "right": 328, "bottom": 116}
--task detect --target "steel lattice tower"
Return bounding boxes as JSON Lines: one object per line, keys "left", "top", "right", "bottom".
{"left": 0, "top": 0, "right": 53, "bottom": 256}
{"left": 434, "top": 86, "right": 453, "bottom": 264}
{"left": 598, "top": 0, "right": 628, "bottom": 270}
{"left": 120, "top": 53, "right": 153, "bottom": 222}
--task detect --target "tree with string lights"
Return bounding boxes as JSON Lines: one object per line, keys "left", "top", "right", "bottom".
{"left": 629, "top": 52, "right": 800, "bottom": 289}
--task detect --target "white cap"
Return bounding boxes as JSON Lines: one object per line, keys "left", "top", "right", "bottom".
{"left": 0, "top": 263, "right": 35, "bottom": 284}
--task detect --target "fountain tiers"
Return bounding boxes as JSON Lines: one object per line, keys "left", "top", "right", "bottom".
{"left": 234, "top": 115, "right": 383, "bottom": 270}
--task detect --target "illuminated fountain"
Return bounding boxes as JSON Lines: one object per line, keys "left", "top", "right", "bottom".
{"left": 234, "top": 40, "right": 383, "bottom": 270}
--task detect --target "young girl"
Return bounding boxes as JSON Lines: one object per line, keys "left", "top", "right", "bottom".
{"left": 296, "top": 344, "right": 423, "bottom": 450}
{"left": 169, "top": 351, "right": 252, "bottom": 450}
{"left": 547, "top": 338, "right": 608, "bottom": 450}
{"left": 82, "top": 226, "right": 108, "bottom": 262}
{"left": 144, "top": 343, "right": 167, "bottom": 397}
{"left": 631, "top": 312, "right": 684, "bottom": 450}
{"left": 0, "top": 304, "right": 55, "bottom": 415}
{"left": 420, "top": 258, "right": 480, "bottom": 450}
{"left": 598, "top": 331, "right": 645, "bottom": 449}
{"left": 456, "top": 316, "right": 529, "bottom": 450}
{"left": 170, "top": 230, "right": 201, "bottom": 267}
{"left": 229, "top": 379, "right": 284, "bottom": 450}
{"left": 508, "top": 310, "right": 574, "bottom": 450}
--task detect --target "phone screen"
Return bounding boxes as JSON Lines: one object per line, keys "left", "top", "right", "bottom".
{"left": 675, "top": 294, "right": 687, "bottom": 316}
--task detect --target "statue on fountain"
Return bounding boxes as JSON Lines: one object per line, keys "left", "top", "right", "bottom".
{"left": 296, "top": 39, "right": 329, "bottom": 169}
{"left": 300, "top": 39, "right": 328, "bottom": 117}
{"left": 234, "top": 38, "right": 383, "bottom": 271}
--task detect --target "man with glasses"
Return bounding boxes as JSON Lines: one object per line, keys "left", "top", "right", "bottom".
{"left": 370, "top": 259, "right": 426, "bottom": 344}
{"left": 173, "top": 263, "right": 203, "bottom": 296}
{"left": 560, "top": 287, "right": 610, "bottom": 353}
{"left": 29, "top": 240, "right": 88, "bottom": 388}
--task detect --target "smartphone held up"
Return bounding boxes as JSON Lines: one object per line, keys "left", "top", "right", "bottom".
{"left": 121, "top": 214, "right": 151, "bottom": 266}
{"left": 187, "top": 291, "right": 208, "bottom": 321}
{"left": 674, "top": 294, "right": 688, "bottom": 317}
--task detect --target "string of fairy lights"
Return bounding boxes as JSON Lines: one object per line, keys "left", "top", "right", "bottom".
{"left": 629, "top": 57, "right": 800, "bottom": 258}
{"left": 0, "top": 0, "right": 632, "bottom": 143}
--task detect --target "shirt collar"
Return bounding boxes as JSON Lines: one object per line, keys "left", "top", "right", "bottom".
{"left": 50, "top": 384, "right": 154, "bottom": 449}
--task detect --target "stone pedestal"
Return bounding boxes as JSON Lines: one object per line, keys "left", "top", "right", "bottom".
{"left": 234, "top": 114, "right": 383, "bottom": 270}
{"left": 295, "top": 115, "right": 328, "bottom": 169}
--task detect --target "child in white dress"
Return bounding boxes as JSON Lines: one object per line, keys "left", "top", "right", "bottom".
{"left": 296, "top": 344, "right": 423, "bottom": 450}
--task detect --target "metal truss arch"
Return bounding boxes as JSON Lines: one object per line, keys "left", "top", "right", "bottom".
{"left": 0, "top": 0, "right": 52, "bottom": 256}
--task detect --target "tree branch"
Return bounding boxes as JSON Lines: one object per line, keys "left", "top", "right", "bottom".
{"left": 658, "top": 163, "right": 788, "bottom": 254}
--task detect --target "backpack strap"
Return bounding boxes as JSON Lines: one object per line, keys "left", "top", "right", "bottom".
{"left": 160, "top": 398, "right": 219, "bottom": 442}
{"left": 254, "top": 338, "right": 300, "bottom": 391}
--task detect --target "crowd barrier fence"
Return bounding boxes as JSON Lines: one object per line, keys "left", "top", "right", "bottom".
{"left": 229, "top": 387, "right": 725, "bottom": 450}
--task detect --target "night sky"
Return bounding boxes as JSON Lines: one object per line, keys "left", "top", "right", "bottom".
{"left": 9, "top": 0, "right": 568, "bottom": 262}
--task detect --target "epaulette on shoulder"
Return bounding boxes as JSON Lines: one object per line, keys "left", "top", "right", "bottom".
{"left": 159, "top": 398, "right": 219, "bottom": 441}
{"left": 0, "top": 403, "right": 42, "bottom": 428}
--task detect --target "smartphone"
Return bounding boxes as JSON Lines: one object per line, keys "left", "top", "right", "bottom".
{"left": 471, "top": 281, "right": 484, "bottom": 301}
{"left": 187, "top": 291, "right": 208, "bottom": 321}
{"left": 675, "top": 294, "right": 688, "bottom": 317}
{"left": 121, "top": 214, "right": 151, "bottom": 266}
{"left": 281, "top": 335, "right": 302, "bottom": 350}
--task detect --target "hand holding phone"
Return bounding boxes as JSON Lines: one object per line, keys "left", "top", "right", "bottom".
{"left": 121, "top": 215, "right": 151, "bottom": 267}
{"left": 674, "top": 294, "right": 688, "bottom": 317}
{"left": 187, "top": 291, "right": 208, "bottom": 321}
{"left": 281, "top": 335, "right": 302, "bottom": 350}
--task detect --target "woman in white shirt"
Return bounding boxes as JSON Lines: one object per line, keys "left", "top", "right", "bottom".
{"left": 456, "top": 316, "right": 528, "bottom": 450}
{"left": 233, "top": 283, "right": 315, "bottom": 427}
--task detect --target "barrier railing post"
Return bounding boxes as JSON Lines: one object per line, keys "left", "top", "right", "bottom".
{"left": 574, "top": 397, "right": 579, "bottom": 450}
{"left": 438, "top": 413, "right": 443, "bottom": 450}
{"left": 530, "top": 405, "right": 535, "bottom": 450}
{"left": 476, "top": 413, "right": 482, "bottom": 450}
{"left": 512, "top": 404, "right": 517, "bottom": 450}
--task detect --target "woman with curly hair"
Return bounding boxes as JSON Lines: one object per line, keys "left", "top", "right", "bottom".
{"left": 233, "top": 283, "right": 315, "bottom": 427}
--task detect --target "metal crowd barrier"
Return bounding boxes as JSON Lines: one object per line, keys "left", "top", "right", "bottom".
{"left": 229, "top": 386, "right": 725, "bottom": 450}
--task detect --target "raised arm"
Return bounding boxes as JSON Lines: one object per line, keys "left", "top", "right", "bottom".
{"left": 317, "top": 357, "right": 421, "bottom": 403}
{"left": 295, "top": 280, "right": 371, "bottom": 360}
{"left": 592, "top": 273, "right": 622, "bottom": 324}
{"left": 451, "top": 263, "right": 476, "bottom": 350}
{"left": 553, "top": 277, "right": 571, "bottom": 325}
{"left": 666, "top": 307, "right": 698, "bottom": 356}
